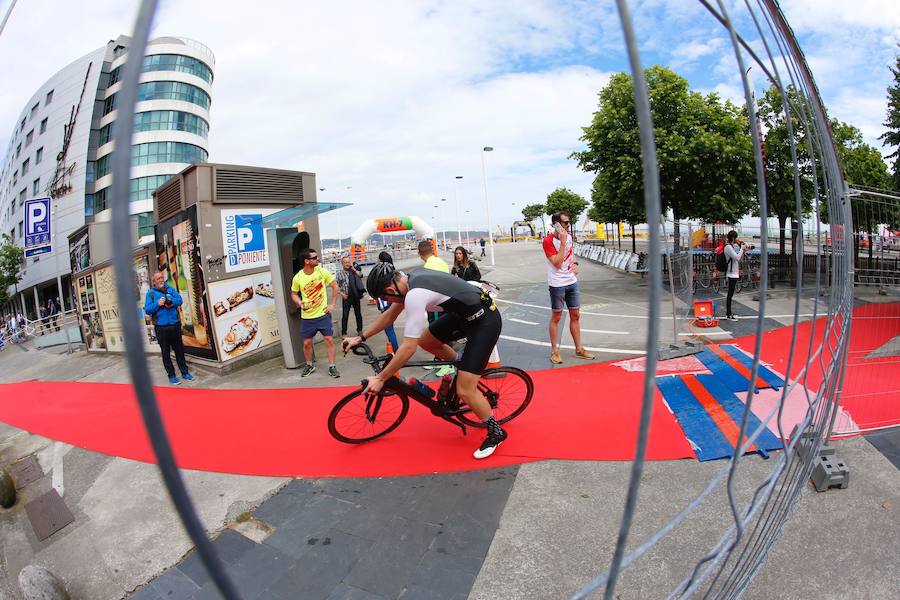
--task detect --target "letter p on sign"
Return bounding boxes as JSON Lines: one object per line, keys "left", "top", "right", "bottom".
{"left": 27, "top": 203, "right": 46, "bottom": 234}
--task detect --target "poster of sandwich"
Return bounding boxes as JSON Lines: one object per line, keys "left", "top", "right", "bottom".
{"left": 208, "top": 272, "right": 280, "bottom": 362}
{"left": 154, "top": 205, "right": 217, "bottom": 361}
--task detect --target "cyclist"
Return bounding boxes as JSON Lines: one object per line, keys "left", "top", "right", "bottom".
{"left": 343, "top": 263, "right": 507, "bottom": 459}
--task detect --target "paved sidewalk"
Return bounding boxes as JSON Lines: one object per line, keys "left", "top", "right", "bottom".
{"left": 1, "top": 242, "right": 898, "bottom": 599}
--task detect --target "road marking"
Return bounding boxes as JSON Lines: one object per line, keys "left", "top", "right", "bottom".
{"left": 52, "top": 441, "right": 65, "bottom": 497}
{"left": 499, "top": 334, "right": 646, "bottom": 355}
{"left": 496, "top": 298, "right": 671, "bottom": 319}
{"left": 582, "top": 328, "right": 629, "bottom": 335}
{"left": 508, "top": 317, "right": 539, "bottom": 325}
{"left": 679, "top": 331, "right": 731, "bottom": 337}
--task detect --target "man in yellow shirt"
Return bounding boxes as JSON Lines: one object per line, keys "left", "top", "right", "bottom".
{"left": 290, "top": 248, "right": 341, "bottom": 378}
{"left": 419, "top": 240, "right": 449, "bottom": 272}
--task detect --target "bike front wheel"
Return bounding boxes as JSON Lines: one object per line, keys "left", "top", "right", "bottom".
{"left": 458, "top": 366, "right": 534, "bottom": 427}
{"left": 328, "top": 387, "right": 409, "bottom": 443}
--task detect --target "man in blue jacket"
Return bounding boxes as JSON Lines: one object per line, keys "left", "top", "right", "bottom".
{"left": 144, "top": 271, "right": 194, "bottom": 385}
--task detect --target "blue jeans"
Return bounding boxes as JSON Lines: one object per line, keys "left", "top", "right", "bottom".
{"left": 549, "top": 283, "right": 580, "bottom": 312}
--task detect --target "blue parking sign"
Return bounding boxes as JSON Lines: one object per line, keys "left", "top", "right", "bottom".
{"left": 24, "top": 197, "right": 52, "bottom": 258}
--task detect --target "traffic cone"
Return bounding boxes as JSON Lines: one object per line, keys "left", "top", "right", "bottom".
{"left": 486, "top": 345, "right": 501, "bottom": 368}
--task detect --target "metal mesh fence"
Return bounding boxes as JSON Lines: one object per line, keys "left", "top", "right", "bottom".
{"left": 3, "top": 0, "right": 855, "bottom": 598}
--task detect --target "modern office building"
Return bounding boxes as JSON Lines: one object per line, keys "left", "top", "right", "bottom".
{"left": 0, "top": 35, "right": 214, "bottom": 318}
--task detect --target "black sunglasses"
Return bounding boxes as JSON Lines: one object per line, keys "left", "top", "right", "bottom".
{"left": 306, "top": 255, "right": 319, "bottom": 261}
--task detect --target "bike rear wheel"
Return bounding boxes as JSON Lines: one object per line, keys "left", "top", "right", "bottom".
{"left": 457, "top": 366, "right": 534, "bottom": 427}
{"left": 328, "top": 387, "right": 409, "bottom": 443}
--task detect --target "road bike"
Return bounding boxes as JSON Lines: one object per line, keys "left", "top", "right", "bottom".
{"left": 328, "top": 343, "right": 534, "bottom": 443}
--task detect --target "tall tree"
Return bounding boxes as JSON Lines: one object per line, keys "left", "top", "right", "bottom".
{"left": 521, "top": 203, "right": 546, "bottom": 236}
{"left": 591, "top": 173, "right": 645, "bottom": 252}
{"left": 544, "top": 187, "right": 588, "bottom": 224}
{"left": 880, "top": 49, "right": 900, "bottom": 191}
{"left": 755, "top": 85, "right": 816, "bottom": 255}
{"left": 571, "top": 66, "right": 756, "bottom": 250}
{"left": 0, "top": 234, "right": 25, "bottom": 310}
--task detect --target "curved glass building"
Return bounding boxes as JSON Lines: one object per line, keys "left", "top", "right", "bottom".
{"left": 0, "top": 35, "right": 213, "bottom": 317}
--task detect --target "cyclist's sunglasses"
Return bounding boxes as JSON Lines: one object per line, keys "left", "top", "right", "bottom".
{"left": 305, "top": 255, "right": 319, "bottom": 261}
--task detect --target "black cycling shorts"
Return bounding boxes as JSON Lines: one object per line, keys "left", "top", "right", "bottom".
{"left": 428, "top": 306, "right": 502, "bottom": 374}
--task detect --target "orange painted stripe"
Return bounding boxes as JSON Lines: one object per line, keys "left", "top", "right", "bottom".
{"left": 707, "top": 344, "right": 770, "bottom": 389}
{"left": 681, "top": 374, "right": 757, "bottom": 453}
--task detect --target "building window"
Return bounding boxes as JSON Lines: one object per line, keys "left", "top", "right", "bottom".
{"left": 131, "top": 141, "right": 208, "bottom": 166}
{"left": 130, "top": 175, "right": 173, "bottom": 202}
{"left": 136, "top": 81, "right": 210, "bottom": 109}
{"left": 19, "top": 189, "right": 26, "bottom": 205}
{"left": 98, "top": 125, "right": 111, "bottom": 146}
{"left": 86, "top": 161, "right": 95, "bottom": 184}
{"left": 95, "top": 155, "right": 111, "bottom": 179}
{"left": 12, "top": 170, "right": 17, "bottom": 184}
{"left": 132, "top": 110, "right": 209, "bottom": 137}
{"left": 108, "top": 66, "right": 121, "bottom": 86}
{"left": 20, "top": 117, "right": 26, "bottom": 131}
{"left": 103, "top": 94, "right": 118, "bottom": 116}
{"left": 16, "top": 143, "right": 21, "bottom": 158}
{"left": 93, "top": 187, "right": 109, "bottom": 214}
{"left": 32, "top": 178, "right": 40, "bottom": 195}
{"left": 45, "top": 90, "right": 54, "bottom": 105}
{"left": 40, "top": 118, "right": 47, "bottom": 134}
{"left": 137, "top": 212, "right": 155, "bottom": 239}
{"left": 18, "top": 221, "right": 23, "bottom": 239}
{"left": 25, "top": 130, "right": 33, "bottom": 146}
{"left": 143, "top": 54, "right": 214, "bottom": 83}
{"left": 35, "top": 147, "right": 43, "bottom": 164}
{"left": 31, "top": 103, "right": 39, "bottom": 120}
{"left": 84, "top": 194, "right": 94, "bottom": 218}
{"left": 21, "top": 159, "right": 29, "bottom": 175}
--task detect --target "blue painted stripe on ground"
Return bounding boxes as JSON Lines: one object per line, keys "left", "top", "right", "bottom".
{"left": 719, "top": 345, "right": 785, "bottom": 389}
{"left": 656, "top": 375, "right": 735, "bottom": 461}
{"left": 695, "top": 374, "right": 783, "bottom": 458}
{"left": 695, "top": 349, "right": 754, "bottom": 393}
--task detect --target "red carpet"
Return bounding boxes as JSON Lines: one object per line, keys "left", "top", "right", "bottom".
{"left": 1, "top": 302, "right": 895, "bottom": 477}
{"left": 0, "top": 362, "right": 692, "bottom": 477}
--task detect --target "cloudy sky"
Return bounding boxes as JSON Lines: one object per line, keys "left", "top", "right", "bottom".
{"left": 1, "top": 0, "right": 898, "bottom": 240}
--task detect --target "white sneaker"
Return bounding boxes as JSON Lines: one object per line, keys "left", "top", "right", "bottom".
{"left": 473, "top": 429, "right": 508, "bottom": 459}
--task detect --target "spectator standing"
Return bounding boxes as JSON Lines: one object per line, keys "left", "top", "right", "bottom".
{"left": 723, "top": 230, "right": 747, "bottom": 321}
{"left": 48, "top": 298, "right": 60, "bottom": 331}
{"left": 479, "top": 237, "right": 487, "bottom": 257}
{"left": 335, "top": 256, "right": 365, "bottom": 338}
{"left": 452, "top": 246, "right": 481, "bottom": 282}
{"left": 376, "top": 251, "right": 400, "bottom": 353}
{"left": 418, "top": 240, "right": 450, "bottom": 273}
{"left": 144, "top": 271, "right": 194, "bottom": 385}
{"left": 290, "top": 248, "right": 341, "bottom": 378}
{"left": 543, "top": 211, "right": 594, "bottom": 364}
{"left": 38, "top": 303, "right": 48, "bottom": 334}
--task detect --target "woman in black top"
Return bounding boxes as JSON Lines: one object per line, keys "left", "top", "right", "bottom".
{"left": 451, "top": 246, "right": 481, "bottom": 281}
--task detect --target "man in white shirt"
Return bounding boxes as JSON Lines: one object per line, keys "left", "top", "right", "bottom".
{"left": 724, "top": 230, "right": 748, "bottom": 321}
{"left": 542, "top": 211, "right": 594, "bottom": 364}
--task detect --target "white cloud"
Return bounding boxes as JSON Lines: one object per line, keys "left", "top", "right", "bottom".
{"left": 0, "top": 0, "right": 896, "bottom": 242}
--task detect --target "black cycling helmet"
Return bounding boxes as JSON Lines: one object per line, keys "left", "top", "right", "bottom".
{"left": 366, "top": 262, "right": 398, "bottom": 298}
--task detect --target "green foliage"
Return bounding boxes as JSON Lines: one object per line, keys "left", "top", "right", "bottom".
{"left": 521, "top": 203, "right": 545, "bottom": 222}
{"left": 545, "top": 187, "right": 588, "bottom": 222}
{"left": 571, "top": 66, "right": 757, "bottom": 238}
{"left": 880, "top": 49, "right": 900, "bottom": 191}
{"left": 0, "top": 234, "right": 25, "bottom": 309}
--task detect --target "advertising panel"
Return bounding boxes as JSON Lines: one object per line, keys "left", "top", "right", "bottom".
{"left": 208, "top": 272, "right": 280, "bottom": 362}
{"left": 76, "top": 273, "right": 106, "bottom": 351}
{"left": 134, "top": 254, "right": 159, "bottom": 350}
{"left": 221, "top": 208, "right": 280, "bottom": 273}
{"left": 94, "top": 266, "right": 124, "bottom": 351}
{"left": 69, "top": 227, "right": 91, "bottom": 273}
{"left": 24, "top": 197, "right": 52, "bottom": 258}
{"left": 155, "top": 205, "right": 217, "bottom": 360}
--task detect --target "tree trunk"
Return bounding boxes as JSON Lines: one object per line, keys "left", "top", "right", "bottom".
{"left": 617, "top": 223, "right": 621, "bottom": 249}
{"left": 778, "top": 215, "right": 787, "bottom": 256}
{"left": 631, "top": 223, "right": 636, "bottom": 254}
{"left": 790, "top": 218, "right": 799, "bottom": 287}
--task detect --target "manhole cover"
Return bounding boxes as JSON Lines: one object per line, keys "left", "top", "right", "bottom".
{"left": 8, "top": 455, "right": 43, "bottom": 489}
{"left": 25, "top": 489, "right": 74, "bottom": 541}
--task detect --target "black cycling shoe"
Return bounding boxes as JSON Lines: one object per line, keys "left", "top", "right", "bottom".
{"left": 473, "top": 429, "right": 508, "bottom": 459}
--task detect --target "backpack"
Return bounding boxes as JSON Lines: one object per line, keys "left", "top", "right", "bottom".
{"left": 715, "top": 244, "right": 729, "bottom": 272}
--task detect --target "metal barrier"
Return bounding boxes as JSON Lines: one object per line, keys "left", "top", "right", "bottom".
{"left": 53, "top": 0, "right": 857, "bottom": 599}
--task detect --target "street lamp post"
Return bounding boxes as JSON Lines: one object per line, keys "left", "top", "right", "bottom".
{"left": 464, "top": 210, "right": 471, "bottom": 245}
{"left": 440, "top": 198, "right": 447, "bottom": 250}
{"left": 480, "top": 146, "right": 496, "bottom": 265}
{"left": 454, "top": 175, "right": 463, "bottom": 247}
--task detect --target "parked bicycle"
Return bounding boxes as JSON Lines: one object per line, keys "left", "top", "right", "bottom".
{"left": 328, "top": 343, "right": 533, "bottom": 443}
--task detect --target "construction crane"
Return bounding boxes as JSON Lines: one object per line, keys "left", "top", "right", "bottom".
{"left": 47, "top": 62, "right": 93, "bottom": 199}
